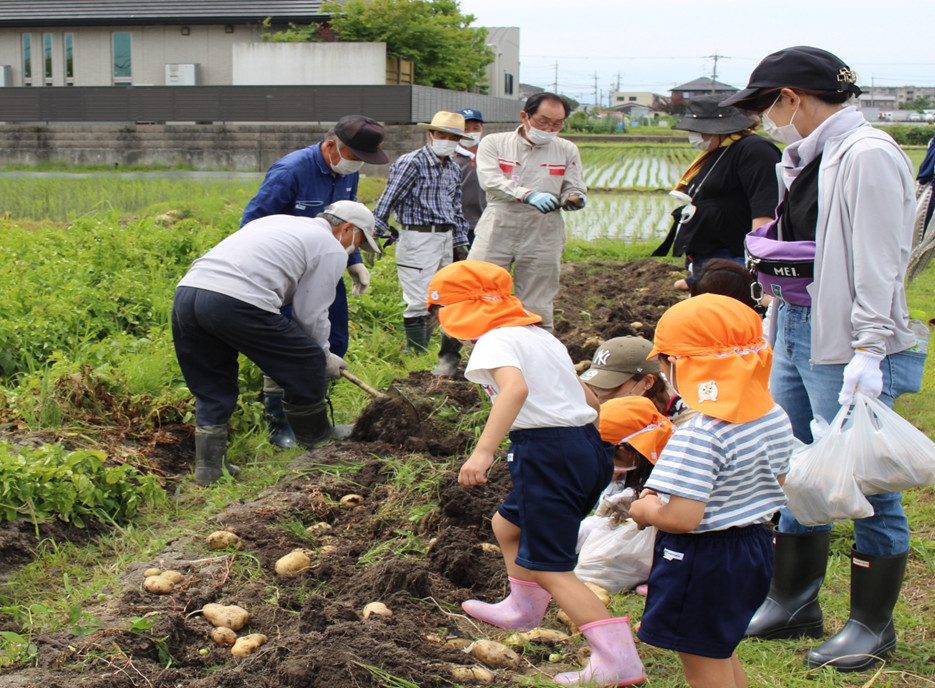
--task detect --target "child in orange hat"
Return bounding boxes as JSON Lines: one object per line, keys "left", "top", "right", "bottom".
{"left": 628, "top": 293, "right": 793, "bottom": 688}
{"left": 427, "top": 260, "right": 646, "bottom": 687}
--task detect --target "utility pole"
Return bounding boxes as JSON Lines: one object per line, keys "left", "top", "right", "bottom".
{"left": 704, "top": 51, "right": 729, "bottom": 93}
{"left": 593, "top": 72, "right": 599, "bottom": 110}
{"left": 553, "top": 61, "right": 558, "bottom": 93}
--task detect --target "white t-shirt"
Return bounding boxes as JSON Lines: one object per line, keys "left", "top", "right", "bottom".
{"left": 465, "top": 325, "right": 597, "bottom": 430}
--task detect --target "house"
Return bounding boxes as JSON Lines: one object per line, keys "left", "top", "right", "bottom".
{"left": 669, "top": 77, "right": 738, "bottom": 111}
{"left": 611, "top": 91, "right": 668, "bottom": 110}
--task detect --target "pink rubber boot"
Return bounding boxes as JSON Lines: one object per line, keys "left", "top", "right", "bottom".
{"left": 462, "top": 576, "right": 552, "bottom": 631}
{"left": 554, "top": 616, "right": 646, "bottom": 686}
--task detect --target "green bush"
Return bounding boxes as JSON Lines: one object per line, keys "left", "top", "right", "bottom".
{"left": 878, "top": 124, "right": 935, "bottom": 145}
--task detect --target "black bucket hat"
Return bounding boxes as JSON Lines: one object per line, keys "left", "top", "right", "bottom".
{"left": 673, "top": 96, "right": 756, "bottom": 134}
{"left": 720, "top": 46, "right": 861, "bottom": 107}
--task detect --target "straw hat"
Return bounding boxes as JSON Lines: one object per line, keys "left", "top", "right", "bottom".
{"left": 417, "top": 111, "right": 466, "bottom": 136}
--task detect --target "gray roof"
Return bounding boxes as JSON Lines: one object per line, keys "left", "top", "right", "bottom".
{"left": 0, "top": 1, "right": 327, "bottom": 26}
{"left": 671, "top": 77, "right": 738, "bottom": 93}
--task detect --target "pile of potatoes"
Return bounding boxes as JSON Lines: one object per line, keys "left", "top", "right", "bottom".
{"left": 202, "top": 603, "right": 267, "bottom": 657}
{"left": 142, "top": 568, "right": 183, "bottom": 594}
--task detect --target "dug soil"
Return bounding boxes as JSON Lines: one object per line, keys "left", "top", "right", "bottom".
{"left": 0, "top": 259, "right": 684, "bottom": 688}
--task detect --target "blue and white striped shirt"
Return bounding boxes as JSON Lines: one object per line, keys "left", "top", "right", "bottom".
{"left": 645, "top": 404, "right": 792, "bottom": 532}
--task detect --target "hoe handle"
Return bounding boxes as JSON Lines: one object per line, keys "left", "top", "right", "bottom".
{"left": 340, "top": 369, "right": 387, "bottom": 399}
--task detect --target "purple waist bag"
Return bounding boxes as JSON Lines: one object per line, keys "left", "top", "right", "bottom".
{"left": 744, "top": 219, "right": 816, "bottom": 307}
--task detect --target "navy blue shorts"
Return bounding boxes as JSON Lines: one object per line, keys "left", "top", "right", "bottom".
{"left": 498, "top": 425, "right": 613, "bottom": 572}
{"left": 636, "top": 524, "right": 772, "bottom": 658}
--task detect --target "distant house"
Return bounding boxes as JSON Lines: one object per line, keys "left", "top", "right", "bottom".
{"left": 519, "top": 82, "right": 545, "bottom": 102}
{"left": 612, "top": 91, "right": 668, "bottom": 110}
{"left": 669, "top": 77, "right": 738, "bottom": 111}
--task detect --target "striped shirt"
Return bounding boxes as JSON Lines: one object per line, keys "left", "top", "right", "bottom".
{"left": 645, "top": 404, "right": 792, "bottom": 532}
{"left": 373, "top": 145, "right": 470, "bottom": 246}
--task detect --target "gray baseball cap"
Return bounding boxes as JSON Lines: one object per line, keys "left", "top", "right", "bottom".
{"left": 579, "top": 336, "right": 661, "bottom": 389}
{"left": 322, "top": 200, "right": 381, "bottom": 254}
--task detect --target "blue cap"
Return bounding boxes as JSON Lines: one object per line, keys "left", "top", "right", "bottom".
{"left": 457, "top": 108, "right": 484, "bottom": 123}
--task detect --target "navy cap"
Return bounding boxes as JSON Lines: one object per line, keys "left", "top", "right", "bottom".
{"left": 456, "top": 108, "right": 484, "bottom": 123}
{"left": 720, "top": 46, "right": 862, "bottom": 108}
{"left": 334, "top": 114, "right": 389, "bottom": 164}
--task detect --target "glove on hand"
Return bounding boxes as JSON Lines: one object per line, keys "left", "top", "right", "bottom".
{"left": 838, "top": 350, "right": 884, "bottom": 406}
{"left": 523, "top": 191, "right": 560, "bottom": 213}
{"left": 453, "top": 245, "right": 469, "bottom": 262}
{"left": 561, "top": 194, "right": 586, "bottom": 211}
{"left": 325, "top": 353, "right": 348, "bottom": 380}
{"left": 347, "top": 263, "right": 370, "bottom": 297}
{"left": 594, "top": 487, "right": 637, "bottom": 527}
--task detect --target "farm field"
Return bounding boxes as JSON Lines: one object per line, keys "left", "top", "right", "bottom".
{"left": 0, "top": 172, "right": 932, "bottom": 688}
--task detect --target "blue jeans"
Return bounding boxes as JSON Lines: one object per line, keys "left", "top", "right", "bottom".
{"left": 770, "top": 303, "right": 926, "bottom": 556}
{"left": 685, "top": 249, "right": 746, "bottom": 287}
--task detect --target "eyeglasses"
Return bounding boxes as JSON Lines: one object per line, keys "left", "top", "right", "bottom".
{"left": 528, "top": 115, "right": 564, "bottom": 131}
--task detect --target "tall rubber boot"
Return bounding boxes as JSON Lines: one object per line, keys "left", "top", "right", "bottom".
{"left": 462, "top": 577, "right": 552, "bottom": 631}
{"left": 262, "top": 377, "right": 296, "bottom": 448}
{"left": 403, "top": 315, "right": 430, "bottom": 354}
{"left": 554, "top": 616, "right": 647, "bottom": 686}
{"left": 283, "top": 399, "right": 334, "bottom": 448}
{"left": 746, "top": 531, "right": 830, "bottom": 639}
{"left": 431, "top": 333, "right": 462, "bottom": 377}
{"left": 806, "top": 546, "right": 909, "bottom": 672}
{"left": 194, "top": 425, "right": 240, "bottom": 486}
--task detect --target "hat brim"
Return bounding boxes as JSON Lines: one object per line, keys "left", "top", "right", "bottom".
{"left": 579, "top": 367, "right": 637, "bottom": 389}
{"left": 357, "top": 230, "right": 381, "bottom": 254}
{"left": 673, "top": 114, "right": 755, "bottom": 134}
{"left": 418, "top": 123, "right": 466, "bottom": 136}
{"left": 437, "top": 298, "right": 541, "bottom": 340}
{"left": 718, "top": 87, "right": 760, "bottom": 108}
{"left": 344, "top": 145, "right": 389, "bottom": 165}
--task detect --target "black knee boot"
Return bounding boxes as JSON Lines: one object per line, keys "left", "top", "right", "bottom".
{"left": 282, "top": 399, "right": 334, "bottom": 448}
{"left": 194, "top": 425, "right": 241, "bottom": 486}
{"left": 806, "top": 546, "right": 909, "bottom": 672}
{"left": 403, "top": 316, "right": 430, "bottom": 354}
{"left": 746, "top": 531, "right": 830, "bottom": 639}
{"left": 431, "top": 333, "right": 462, "bottom": 377}
{"left": 262, "top": 381, "right": 297, "bottom": 448}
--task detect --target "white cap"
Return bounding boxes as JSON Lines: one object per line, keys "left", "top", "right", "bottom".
{"left": 322, "top": 201, "right": 380, "bottom": 254}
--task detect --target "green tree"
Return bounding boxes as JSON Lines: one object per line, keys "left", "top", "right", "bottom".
{"left": 899, "top": 95, "right": 932, "bottom": 111}
{"left": 321, "top": 0, "right": 494, "bottom": 92}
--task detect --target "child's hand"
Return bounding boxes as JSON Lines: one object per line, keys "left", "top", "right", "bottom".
{"left": 459, "top": 450, "right": 495, "bottom": 487}
{"left": 629, "top": 494, "right": 662, "bottom": 530}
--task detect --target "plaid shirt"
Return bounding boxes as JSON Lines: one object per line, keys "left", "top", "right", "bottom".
{"left": 373, "top": 145, "right": 470, "bottom": 247}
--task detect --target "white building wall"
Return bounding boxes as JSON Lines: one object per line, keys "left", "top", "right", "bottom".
{"left": 483, "top": 27, "right": 519, "bottom": 99}
{"left": 232, "top": 42, "right": 386, "bottom": 85}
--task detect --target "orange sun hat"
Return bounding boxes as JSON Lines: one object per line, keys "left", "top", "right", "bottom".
{"left": 426, "top": 260, "right": 541, "bottom": 341}
{"left": 648, "top": 293, "right": 774, "bottom": 423}
{"left": 598, "top": 396, "right": 674, "bottom": 464}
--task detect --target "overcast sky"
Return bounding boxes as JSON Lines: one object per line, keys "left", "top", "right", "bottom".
{"left": 458, "top": 0, "right": 935, "bottom": 104}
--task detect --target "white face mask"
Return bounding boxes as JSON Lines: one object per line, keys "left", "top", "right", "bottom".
{"left": 525, "top": 123, "right": 558, "bottom": 145}
{"left": 687, "top": 131, "right": 711, "bottom": 151}
{"left": 345, "top": 228, "right": 361, "bottom": 255}
{"left": 762, "top": 94, "right": 803, "bottom": 144}
{"left": 460, "top": 131, "right": 482, "bottom": 147}
{"left": 430, "top": 137, "right": 459, "bottom": 157}
{"left": 329, "top": 143, "right": 365, "bottom": 175}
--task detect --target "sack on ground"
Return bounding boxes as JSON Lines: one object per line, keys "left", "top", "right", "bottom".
{"left": 783, "top": 403, "right": 874, "bottom": 526}
{"left": 574, "top": 519, "right": 655, "bottom": 593}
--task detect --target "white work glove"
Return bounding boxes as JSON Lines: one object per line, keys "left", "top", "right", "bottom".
{"left": 838, "top": 350, "right": 884, "bottom": 406}
{"left": 325, "top": 352, "right": 348, "bottom": 380}
{"left": 347, "top": 263, "right": 370, "bottom": 297}
{"left": 593, "top": 487, "right": 637, "bottom": 527}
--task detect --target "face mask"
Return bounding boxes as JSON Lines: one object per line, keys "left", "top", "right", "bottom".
{"left": 460, "top": 132, "right": 482, "bottom": 147}
{"left": 329, "top": 143, "right": 364, "bottom": 175}
{"left": 688, "top": 131, "right": 711, "bottom": 151}
{"left": 345, "top": 228, "right": 361, "bottom": 255}
{"left": 525, "top": 123, "right": 558, "bottom": 145}
{"left": 762, "top": 94, "right": 802, "bottom": 144}
{"left": 430, "top": 137, "right": 459, "bottom": 157}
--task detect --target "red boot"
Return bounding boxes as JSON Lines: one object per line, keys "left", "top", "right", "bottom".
{"left": 462, "top": 576, "right": 551, "bottom": 631}
{"left": 554, "top": 617, "right": 646, "bottom": 686}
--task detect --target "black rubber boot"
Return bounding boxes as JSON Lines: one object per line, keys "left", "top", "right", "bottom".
{"left": 745, "top": 531, "right": 830, "bottom": 640}
{"left": 262, "top": 377, "right": 297, "bottom": 448}
{"left": 283, "top": 399, "right": 334, "bottom": 448}
{"left": 194, "top": 425, "right": 240, "bottom": 486}
{"left": 431, "top": 334, "right": 462, "bottom": 377}
{"left": 806, "top": 546, "right": 909, "bottom": 672}
{"left": 403, "top": 316, "right": 430, "bottom": 354}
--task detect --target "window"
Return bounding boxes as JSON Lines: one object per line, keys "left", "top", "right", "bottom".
{"left": 504, "top": 72, "right": 514, "bottom": 95}
{"left": 22, "top": 33, "right": 31, "bottom": 86}
{"left": 112, "top": 32, "right": 131, "bottom": 83}
{"left": 43, "top": 33, "right": 52, "bottom": 85}
{"left": 64, "top": 33, "right": 74, "bottom": 85}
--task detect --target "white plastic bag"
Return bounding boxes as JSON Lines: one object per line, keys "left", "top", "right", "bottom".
{"left": 783, "top": 403, "right": 874, "bottom": 526}
{"left": 574, "top": 519, "right": 655, "bottom": 593}
{"left": 851, "top": 393, "right": 935, "bottom": 495}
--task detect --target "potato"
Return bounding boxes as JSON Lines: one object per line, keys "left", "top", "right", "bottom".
{"left": 231, "top": 633, "right": 267, "bottom": 657}
{"left": 504, "top": 628, "right": 569, "bottom": 645}
{"left": 449, "top": 665, "right": 495, "bottom": 682}
{"left": 577, "top": 645, "right": 592, "bottom": 666}
{"left": 339, "top": 494, "right": 364, "bottom": 509}
{"left": 362, "top": 601, "right": 392, "bottom": 620}
{"left": 161, "top": 570, "right": 183, "bottom": 584}
{"left": 211, "top": 626, "right": 237, "bottom": 647}
{"left": 274, "top": 550, "right": 312, "bottom": 575}
{"left": 468, "top": 639, "right": 520, "bottom": 669}
{"left": 584, "top": 581, "right": 611, "bottom": 606}
{"left": 630, "top": 321, "right": 644, "bottom": 329}
{"left": 306, "top": 522, "right": 331, "bottom": 532}
{"left": 445, "top": 636, "right": 473, "bottom": 649}
{"left": 480, "top": 543, "right": 501, "bottom": 553}
{"left": 143, "top": 575, "right": 175, "bottom": 594}
{"left": 206, "top": 531, "right": 242, "bottom": 550}
{"left": 557, "top": 610, "right": 579, "bottom": 634}
{"left": 318, "top": 545, "right": 337, "bottom": 555}
{"left": 143, "top": 568, "right": 162, "bottom": 577}
{"left": 202, "top": 603, "right": 250, "bottom": 631}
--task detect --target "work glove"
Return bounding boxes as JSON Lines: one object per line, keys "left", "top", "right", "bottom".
{"left": 594, "top": 487, "right": 637, "bottom": 527}
{"left": 375, "top": 225, "right": 399, "bottom": 248}
{"left": 561, "top": 194, "right": 586, "bottom": 211}
{"left": 523, "top": 191, "right": 560, "bottom": 213}
{"left": 838, "top": 349, "right": 884, "bottom": 406}
{"left": 453, "top": 245, "right": 469, "bottom": 262}
{"left": 325, "top": 352, "right": 348, "bottom": 380}
{"left": 347, "top": 263, "right": 370, "bottom": 297}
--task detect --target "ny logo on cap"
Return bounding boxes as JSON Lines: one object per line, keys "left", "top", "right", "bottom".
{"left": 594, "top": 348, "right": 611, "bottom": 366}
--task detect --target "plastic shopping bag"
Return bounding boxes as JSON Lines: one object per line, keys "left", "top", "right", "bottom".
{"left": 851, "top": 393, "right": 935, "bottom": 495}
{"left": 783, "top": 403, "right": 874, "bottom": 526}
{"left": 575, "top": 519, "right": 655, "bottom": 593}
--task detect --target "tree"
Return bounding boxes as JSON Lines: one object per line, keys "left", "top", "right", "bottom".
{"left": 321, "top": 0, "right": 494, "bottom": 92}
{"left": 899, "top": 95, "right": 932, "bottom": 111}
